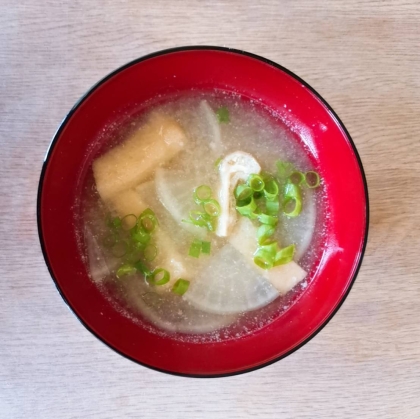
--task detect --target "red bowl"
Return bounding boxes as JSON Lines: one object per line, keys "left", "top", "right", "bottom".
{"left": 37, "top": 46, "right": 368, "bottom": 377}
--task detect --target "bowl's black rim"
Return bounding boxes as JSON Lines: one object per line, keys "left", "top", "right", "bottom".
{"left": 37, "top": 45, "right": 369, "bottom": 378}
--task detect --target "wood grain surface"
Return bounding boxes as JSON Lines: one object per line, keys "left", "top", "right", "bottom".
{"left": 1, "top": 1, "right": 419, "bottom": 418}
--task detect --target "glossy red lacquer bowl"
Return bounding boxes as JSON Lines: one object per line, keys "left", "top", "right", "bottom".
{"left": 37, "top": 46, "right": 368, "bottom": 377}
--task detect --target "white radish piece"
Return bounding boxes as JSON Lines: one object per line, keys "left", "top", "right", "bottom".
{"left": 84, "top": 227, "right": 119, "bottom": 282}
{"left": 93, "top": 112, "right": 187, "bottom": 202}
{"left": 216, "top": 151, "right": 261, "bottom": 237}
{"left": 155, "top": 168, "right": 207, "bottom": 238}
{"left": 123, "top": 278, "right": 238, "bottom": 334}
{"left": 198, "top": 100, "right": 222, "bottom": 153}
{"left": 184, "top": 244, "right": 279, "bottom": 315}
{"left": 229, "top": 217, "right": 307, "bottom": 295}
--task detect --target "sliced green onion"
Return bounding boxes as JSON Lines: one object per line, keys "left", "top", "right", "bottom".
{"left": 201, "top": 241, "right": 211, "bottom": 254}
{"left": 121, "top": 214, "right": 137, "bottom": 230}
{"left": 289, "top": 171, "right": 305, "bottom": 185}
{"left": 276, "top": 161, "right": 294, "bottom": 179}
{"left": 259, "top": 241, "right": 278, "bottom": 258}
{"left": 257, "top": 213, "right": 278, "bottom": 226}
{"left": 106, "top": 215, "right": 122, "bottom": 230}
{"left": 111, "top": 240, "right": 128, "bottom": 258}
{"left": 236, "top": 195, "right": 257, "bottom": 218}
{"left": 283, "top": 181, "right": 302, "bottom": 217}
{"left": 234, "top": 184, "right": 253, "bottom": 201}
{"left": 193, "top": 185, "right": 212, "bottom": 204}
{"left": 253, "top": 248, "right": 274, "bottom": 270}
{"left": 172, "top": 279, "right": 190, "bottom": 296}
{"left": 214, "top": 156, "right": 223, "bottom": 169}
{"left": 102, "top": 233, "right": 117, "bottom": 248}
{"left": 203, "top": 199, "right": 220, "bottom": 217}
{"left": 134, "top": 260, "right": 152, "bottom": 277}
{"left": 305, "top": 171, "right": 321, "bottom": 188}
{"left": 274, "top": 244, "right": 295, "bottom": 266}
{"left": 264, "top": 179, "right": 279, "bottom": 201}
{"left": 188, "top": 239, "right": 202, "bottom": 258}
{"left": 216, "top": 106, "right": 230, "bottom": 123}
{"left": 130, "top": 225, "right": 151, "bottom": 245}
{"left": 138, "top": 208, "right": 158, "bottom": 233}
{"left": 257, "top": 225, "right": 276, "bottom": 245}
{"left": 266, "top": 199, "right": 280, "bottom": 215}
{"left": 116, "top": 264, "right": 136, "bottom": 278}
{"left": 111, "top": 217, "right": 122, "bottom": 229}
{"left": 248, "top": 174, "right": 265, "bottom": 192}
{"left": 143, "top": 244, "right": 157, "bottom": 261}
{"left": 150, "top": 268, "right": 170, "bottom": 286}
{"left": 189, "top": 210, "right": 208, "bottom": 223}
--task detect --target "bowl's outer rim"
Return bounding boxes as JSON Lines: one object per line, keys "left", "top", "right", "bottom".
{"left": 37, "top": 45, "right": 370, "bottom": 378}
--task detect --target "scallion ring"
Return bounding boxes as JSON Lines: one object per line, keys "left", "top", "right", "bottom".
{"left": 305, "top": 171, "right": 321, "bottom": 188}
{"left": 263, "top": 179, "right": 279, "bottom": 201}
{"left": 150, "top": 268, "right": 170, "bottom": 286}
{"left": 257, "top": 225, "right": 276, "bottom": 245}
{"left": 289, "top": 171, "right": 305, "bottom": 185}
{"left": 172, "top": 279, "right": 190, "bottom": 296}
{"left": 143, "top": 244, "right": 157, "bottom": 261}
{"left": 116, "top": 264, "right": 136, "bottom": 278}
{"left": 248, "top": 174, "right": 265, "bottom": 192}
{"left": 203, "top": 199, "right": 221, "bottom": 217}
{"left": 121, "top": 214, "right": 137, "bottom": 230}
{"left": 193, "top": 185, "right": 212, "bottom": 204}
{"left": 274, "top": 244, "right": 295, "bottom": 266}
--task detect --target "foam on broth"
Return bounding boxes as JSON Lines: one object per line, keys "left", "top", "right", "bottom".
{"left": 80, "top": 91, "right": 326, "bottom": 343}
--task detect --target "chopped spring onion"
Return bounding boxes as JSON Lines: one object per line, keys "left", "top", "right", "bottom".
{"left": 111, "top": 217, "right": 122, "bottom": 229}
{"left": 257, "top": 224, "right": 276, "bottom": 245}
{"left": 236, "top": 195, "right": 257, "bottom": 218}
{"left": 111, "top": 240, "right": 128, "bottom": 258}
{"left": 203, "top": 199, "right": 221, "bottom": 217}
{"left": 265, "top": 199, "right": 280, "bottom": 215}
{"left": 276, "top": 161, "right": 295, "bottom": 179}
{"left": 172, "top": 279, "right": 190, "bottom": 296}
{"left": 150, "top": 268, "right": 170, "bottom": 286}
{"left": 134, "top": 260, "right": 152, "bottom": 277}
{"left": 143, "top": 244, "right": 157, "bottom": 261}
{"left": 234, "top": 184, "right": 253, "bottom": 201}
{"left": 201, "top": 241, "right": 211, "bottom": 254}
{"left": 188, "top": 239, "right": 203, "bottom": 258}
{"left": 248, "top": 174, "right": 265, "bottom": 192}
{"left": 253, "top": 248, "right": 274, "bottom": 270}
{"left": 121, "top": 214, "right": 137, "bottom": 230}
{"left": 274, "top": 244, "right": 295, "bottom": 266}
{"left": 102, "top": 233, "right": 117, "bottom": 248}
{"left": 183, "top": 210, "right": 215, "bottom": 231}
{"left": 193, "top": 185, "right": 212, "bottom": 204}
{"left": 116, "top": 264, "right": 136, "bottom": 278}
{"left": 216, "top": 106, "right": 230, "bottom": 123}
{"left": 289, "top": 171, "right": 305, "bottom": 185}
{"left": 257, "top": 213, "right": 278, "bottom": 226}
{"left": 263, "top": 178, "right": 279, "bottom": 201}
{"left": 214, "top": 156, "right": 223, "bottom": 169}
{"left": 138, "top": 208, "right": 158, "bottom": 232}
{"left": 130, "top": 225, "right": 151, "bottom": 245}
{"left": 305, "top": 171, "right": 321, "bottom": 188}
{"left": 283, "top": 181, "right": 302, "bottom": 217}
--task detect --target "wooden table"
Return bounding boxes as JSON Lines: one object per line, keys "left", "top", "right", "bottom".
{"left": 1, "top": 1, "right": 419, "bottom": 418}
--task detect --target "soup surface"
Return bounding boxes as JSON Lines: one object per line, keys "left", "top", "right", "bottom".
{"left": 81, "top": 92, "right": 325, "bottom": 343}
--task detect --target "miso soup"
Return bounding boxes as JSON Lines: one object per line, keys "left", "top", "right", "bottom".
{"left": 81, "top": 92, "right": 324, "bottom": 342}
